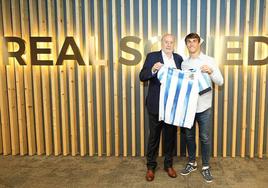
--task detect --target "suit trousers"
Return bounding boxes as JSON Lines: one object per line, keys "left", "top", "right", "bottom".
{"left": 146, "top": 112, "right": 177, "bottom": 170}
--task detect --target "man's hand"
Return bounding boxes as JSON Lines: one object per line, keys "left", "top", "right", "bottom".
{"left": 201, "top": 65, "right": 213, "bottom": 75}
{"left": 152, "top": 62, "right": 163, "bottom": 73}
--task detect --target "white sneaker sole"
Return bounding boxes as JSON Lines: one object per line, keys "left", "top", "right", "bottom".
{"left": 204, "top": 179, "right": 213, "bottom": 183}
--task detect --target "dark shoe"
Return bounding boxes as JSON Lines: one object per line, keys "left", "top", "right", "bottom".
{"left": 201, "top": 167, "right": 213, "bottom": 183}
{"left": 145, "top": 169, "right": 154, "bottom": 181}
{"left": 180, "top": 162, "right": 197, "bottom": 176}
{"left": 165, "top": 167, "right": 177, "bottom": 178}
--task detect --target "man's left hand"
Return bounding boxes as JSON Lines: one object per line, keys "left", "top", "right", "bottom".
{"left": 201, "top": 65, "right": 213, "bottom": 75}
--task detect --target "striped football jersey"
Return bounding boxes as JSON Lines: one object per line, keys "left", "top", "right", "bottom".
{"left": 157, "top": 66, "right": 211, "bottom": 128}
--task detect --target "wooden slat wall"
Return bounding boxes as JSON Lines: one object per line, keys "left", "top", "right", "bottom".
{"left": 139, "top": 0, "right": 145, "bottom": 157}
{"left": 241, "top": 0, "right": 250, "bottom": 158}
{"left": 11, "top": 0, "right": 27, "bottom": 156}
{"left": 265, "top": 0, "right": 268, "bottom": 158}
{"left": 47, "top": 0, "right": 61, "bottom": 156}
{"left": 195, "top": 0, "right": 201, "bottom": 157}
{"left": 66, "top": 0, "right": 78, "bottom": 157}
{"left": 249, "top": 0, "right": 260, "bottom": 158}
{"left": 103, "top": 0, "right": 112, "bottom": 157}
{"left": 75, "top": 0, "right": 86, "bottom": 157}
{"left": 130, "top": 0, "right": 136, "bottom": 157}
{"left": 0, "top": 112, "right": 2, "bottom": 154}
{"left": 85, "top": 1, "right": 95, "bottom": 157}
{"left": 94, "top": 0, "right": 103, "bottom": 157}
{"left": 151, "top": 0, "right": 162, "bottom": 157}
{"left": 38, "top": 0, "right": 53, "bottom": 156}
{"left": 29, "top": 0, "right": 44, "bottom": 155}
{"left": 0, "top": 0, "right": 11, "bottom": 155}
{"left": 20, "top": 0, "right": 36, "bottom": 156}
{"left": 222, "top": 0, "right": 230, "bottom": 158}
{"left": 155, "top": 0, "right": 163, "bottom": 157}
{"left": 121, "top": 0, "right": 128, "bottom": 157}
{"left": 2, "top": 0, "right": 20, "bottom": 156}
{"left": 112, "top": 0, "right": 119, "bottom": 157}
{"left": 176, "top": 0, "right": 181, "bottom": 157}
{"left": 213, "top": 0, "right": 221, "bottom": 158}
{"left": 57, "top": 0, "right": 70, "bottom": 156}
{"left": 259, "top": 0, "right": 268, "bottom": 158}
{"left": 231, "top": 0, "right": 240, "bottom": 158}
{"left": 0, "top": 0, "right": 267, "bottom": 158}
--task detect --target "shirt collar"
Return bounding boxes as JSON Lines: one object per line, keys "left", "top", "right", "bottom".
{"left": 161, "top": 50, "right": 174, "bottom": 60}
{"left": 187, "top": 52, "right": 205, "bottom": 61}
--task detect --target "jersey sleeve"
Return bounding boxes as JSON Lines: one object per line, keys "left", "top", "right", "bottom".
{"left": 198, "top": 72, "right": 212, "bottom": 95}
{"left": 157, "top": 65, "right": 168, "bottom": 84}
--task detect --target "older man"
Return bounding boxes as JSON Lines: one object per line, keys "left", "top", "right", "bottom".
{"left": 139, "top": 34, "right": 183, "bottom": 181}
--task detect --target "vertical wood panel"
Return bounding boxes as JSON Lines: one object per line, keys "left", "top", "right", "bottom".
{"left": 112, "top": 0, "right": 119, "bottom": 157}
{"left": 167, "top": 0, "right": 171, "bottom": 33}
{"left": 223, "top": 0, "right": 230, "bottom": 158}
{"left": 121, "top": 0, "right": 128, "bottom": 157}
{"left": 265, "top": 0, "right": 268, "bottom": 157}
{"left": 2, "top": 0, "right": 20, "bottom": 155}
{"left": 195, "top": 0, "right": 201, "bottom": 158}
{"left": 176, "top": 0, "right": 181, "bottom": 157}
{"left": 75, "top": 0, "right": 86, "bottom": 156}
{"left": 86, "top": 38, "right": 95, "bottom": 156}
{"left": 154, "top": 0, "right": 162, "bottom": 157}
{"left": 66, "top": 0, "right": 78, "bottom": 156}
{"left": 258, "top": 65, "right": 266, "bottom": 158}
{"left": 11, "top": 0, "right": 27, "bottom": 155}
{"left": 187, "top": 0, "right": 191, "bottom": 33}
{"left": 38, "top": 0, "right": 53, "bottom": 156}
{"left": 94, "top": 0, "right": 103, "bottom": 157}
{"left": 20, "top": 0, "right": 36, "bottom": 156}
{"left": 0, "top": 114, "right": 2, "bottom": 153}
{"left": 213, "top": 0, "right": 221, "bottom": 158}
{"left": 0, "top": 1, "right": 11, "bottom": 155}
{"left": 85, "top": 1, "right": 95, "bottom": 157}
{"left": 29, "top": 0, "right": 45, "bottom": 155}
{"left": 258, "top": 0, "right": 267, "bottom": 158}
{"left": 139, "top": 0, "right": 145, "bottom": 157}
{"left": 130, "top": 0, "right": 136, "bottom": 157}
{"left": 241, "top": 0, "right": 250, "bottom": 158}
{"left": 206, "top": 0, "right": 213, "bottom": 158}
{"left": 196, "top": 0, "right": 200, "bottom": 33}
{"left": 103, "top": 0, "right": 112, "bottom": 157}
{"left": 56, "top": 0, "right": 70, "bottom": 156}
{"left": 249, "top": 0, "right": 260, "bottom": 158}
{"left": 231, "top": 0, "right": 240, "bottom": 158}
{"left": 47, "top": 0, "right": 61, "bottom": 156}
{"left": 205, "top": 0, "right": 210, "bottom": 55}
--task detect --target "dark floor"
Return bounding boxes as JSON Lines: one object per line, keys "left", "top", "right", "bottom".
{"left": 0, "top": 155, "right": 267, "bottom": 188}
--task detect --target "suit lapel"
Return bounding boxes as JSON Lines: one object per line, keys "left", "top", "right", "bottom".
{"left": 173, "top": 53, "right": 180, "bottom": 69}
{"left": 159, "top": 50, "right": 164, "bottom": 64}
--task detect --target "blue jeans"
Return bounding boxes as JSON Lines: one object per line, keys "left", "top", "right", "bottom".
{"left": 184, "top": 108, "right": 211, "bottom": 167}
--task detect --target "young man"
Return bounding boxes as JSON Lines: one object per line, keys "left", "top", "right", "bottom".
{"left": 139, "top": 34, "right": 183, "bottom": 181}
{"left": 180, "top": 33, "right": 223, "bottom": 183}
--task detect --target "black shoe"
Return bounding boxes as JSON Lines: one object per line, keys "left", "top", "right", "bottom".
{"left": 201, "top": 167, "right": 213, "bottom": 183}
{"left": 180, "top": 163, "right": 197, "bottom": 176}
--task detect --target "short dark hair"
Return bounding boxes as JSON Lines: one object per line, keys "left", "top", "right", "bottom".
{"left": 185, "top": 33, "right": 201, "bottom": 44}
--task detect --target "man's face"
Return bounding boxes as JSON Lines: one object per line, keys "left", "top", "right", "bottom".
{"left": 161, "top": 35, "right": 175, "bottom": 55}
{"left": 186, "top": 38, "right": 200, "bottom": 54}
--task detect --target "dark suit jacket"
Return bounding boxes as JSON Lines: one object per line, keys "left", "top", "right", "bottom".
{"left": 139, "top": 50, "right": 183, "bottom": 114}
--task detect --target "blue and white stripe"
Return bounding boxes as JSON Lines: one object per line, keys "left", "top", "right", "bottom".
{"left": 158, "top": 66, "right": 211, "bottom": 128}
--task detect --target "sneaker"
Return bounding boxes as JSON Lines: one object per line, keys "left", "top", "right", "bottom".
{"left": 180, "top": 163, "right": 197, "bottom": 176}
{"left": 201, "top": 167, "right": 213, "bottom": 183}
